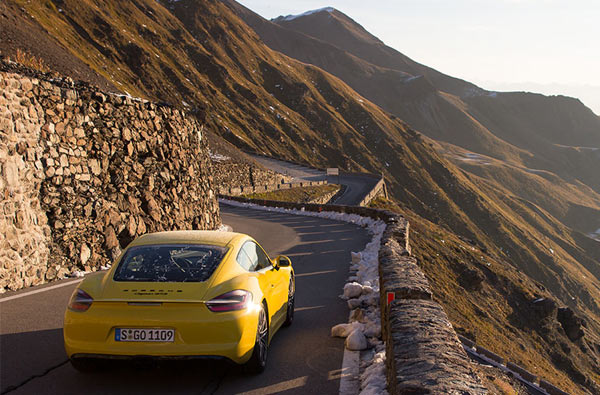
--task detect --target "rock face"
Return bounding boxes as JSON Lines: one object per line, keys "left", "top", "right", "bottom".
{"left": 0, "top": 69, "right": 220, "bottom": 292}
{"left": 557, "top": 307, "right": 586, "bottom": 342}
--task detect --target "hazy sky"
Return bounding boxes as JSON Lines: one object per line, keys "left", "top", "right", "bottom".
{"left": 237, "top": 0, "right": 600, "bottom": 115}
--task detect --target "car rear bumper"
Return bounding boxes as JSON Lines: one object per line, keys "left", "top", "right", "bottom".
{"left": 64, "top": 301, "right": 260, "bottom": 364}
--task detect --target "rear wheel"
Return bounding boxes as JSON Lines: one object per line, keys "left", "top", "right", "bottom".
{"left": 244, "top": 303, "right": 269, "bottom": 373}
{"left": 283, "top": 276, "right": 295, "bottom": 327}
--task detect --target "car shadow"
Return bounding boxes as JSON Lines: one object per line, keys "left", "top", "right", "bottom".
{"left": 3, "top": 206, "right": 371, "bottom": 394}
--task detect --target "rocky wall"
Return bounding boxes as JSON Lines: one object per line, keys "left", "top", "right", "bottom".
{"left": 379, "top": 219, "right": 487, "bottom": 393}
{"left": 211, "top": 158, "right": 291, "bottom": 188}
{"left": 0, "top": 75, "right": 50, "bottom": 290}
{"left": 0, "top": 67, "right": 220, "bottom": 292}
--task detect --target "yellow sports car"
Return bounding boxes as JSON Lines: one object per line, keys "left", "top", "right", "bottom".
{"left": 64, "top": 231, "right": 294, "bottom": 373}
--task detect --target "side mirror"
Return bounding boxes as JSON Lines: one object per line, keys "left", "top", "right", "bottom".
{"left": 274, "top": 255, "right": 291, "bottom": 269}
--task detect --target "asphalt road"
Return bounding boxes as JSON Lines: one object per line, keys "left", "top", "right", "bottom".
{"left": 250, "top": 156, "right": 324, "bottom": 182}
{"left": 0, "top": 203, "right": 370, "bottom": 395}
{"left": 332, "top": 173, "right": 380, "bottom": 206}
{"left": 249, "top": 156, "right": 380, "bottom": 206}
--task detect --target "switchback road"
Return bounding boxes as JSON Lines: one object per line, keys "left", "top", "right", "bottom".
{"left": 249, "top": 156, "right": 380, "bottom": 206}
{"left": 0, "top": 203, "right": 370, "bottom": 395}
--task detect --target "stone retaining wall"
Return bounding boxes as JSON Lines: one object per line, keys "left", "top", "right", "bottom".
{"left": 211, "top": 159, "right": 291, "bottom": 189}
{"left": 218, "top": 180, "right": 328, "bottom": 196}
{"left": 359, "top": 177, "right": 387, "bottom": 207}
{"left": 0, "top": 66, "right": 220, "bottom": 291}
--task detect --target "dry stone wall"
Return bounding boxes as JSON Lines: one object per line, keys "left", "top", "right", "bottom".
{"left": 0, "top": 65, "right": 220, "bottom": 292}
{"left": 211, "top": 158, "right": 291, "bottom": 188}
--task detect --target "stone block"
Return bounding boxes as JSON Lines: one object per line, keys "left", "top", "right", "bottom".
{"left": 386, "top": 299, "right": 487, "bottom": 394}
{"left": 379, "top": 248, "right": 432, "bottom": 302}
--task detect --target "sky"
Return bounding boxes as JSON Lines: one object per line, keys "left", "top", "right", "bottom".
{"left": 237, "top": 0, "right": 600, "bottom": 115}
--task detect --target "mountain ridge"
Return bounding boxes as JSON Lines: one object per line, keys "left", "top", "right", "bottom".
{"left": 260, "top": 5, "right": 600, "bottom": 193}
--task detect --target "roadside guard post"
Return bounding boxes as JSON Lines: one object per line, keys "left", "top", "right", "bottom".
{"left": 387, "top": 292, "right": 395, "bottom": 305}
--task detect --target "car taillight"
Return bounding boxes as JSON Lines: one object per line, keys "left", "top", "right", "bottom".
{"left": 206, "top": 290, "right": 252, "bottom": 312}
{"left": 68, "top": 289, "right": 94, "bottom": 312}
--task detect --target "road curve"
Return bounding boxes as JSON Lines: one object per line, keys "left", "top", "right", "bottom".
{"left": 0, "top": 203, "right": 370, "bottom": 395}
{"left": 250, "top": 155, "right": 380, "bottom": 206}
{"left": 333, "top": 173, "right": 380, "bottom": 206}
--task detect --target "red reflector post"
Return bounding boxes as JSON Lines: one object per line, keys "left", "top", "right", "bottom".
{"left": 387, "top": 292, "right": 395, "bottom": 305}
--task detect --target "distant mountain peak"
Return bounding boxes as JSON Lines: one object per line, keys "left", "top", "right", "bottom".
{"left": 272, "top": 7, "right": 336, "bottom": 22}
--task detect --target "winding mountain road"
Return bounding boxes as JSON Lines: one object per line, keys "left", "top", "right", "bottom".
{"left": 250, "top": 155, "right": 380, "bottom": 206}
{"left": 0, "top": 203, "right": 370, "bottom": 394}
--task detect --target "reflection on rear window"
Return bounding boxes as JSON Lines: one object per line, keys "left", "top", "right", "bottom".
{"left": 113, "top": 244, "right": 227, "bottom": 282}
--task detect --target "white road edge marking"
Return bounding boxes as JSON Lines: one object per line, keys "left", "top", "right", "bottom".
{"left": 339, "top": 348, "right": 360, "bottom": 395}
{"left": 236, "top": 375, "right": 308, "bottom": 395}
{"left": 0, "top": 278, "right": 82, "bottom": 303}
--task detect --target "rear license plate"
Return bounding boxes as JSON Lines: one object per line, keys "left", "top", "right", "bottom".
{"left": 115, "top": 328, "right": 175, "bottom": 342}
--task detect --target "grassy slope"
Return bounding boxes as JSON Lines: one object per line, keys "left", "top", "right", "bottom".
{"left": 370, "top": 196, "right": 600, "bottom": 392}
{"left": 5, "top": 0, "right": 599, "bottom": 391}
{"left": 243, "top": 184, "right": 340, "bottom": 203}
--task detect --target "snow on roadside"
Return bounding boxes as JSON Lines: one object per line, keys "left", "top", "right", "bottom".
{"left": 217, "top": 223, "right": 233, "bottom": 232}
{"left": 220, "top": 198, "right": 388, "bottom": 395}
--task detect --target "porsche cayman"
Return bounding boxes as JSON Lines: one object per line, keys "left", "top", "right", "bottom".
{"left": 63, "top": 230, "right": 295, "bottom": 373}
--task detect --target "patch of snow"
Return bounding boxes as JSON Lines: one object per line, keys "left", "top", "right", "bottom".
{"left": 216, "top": 223, "right": 233, "bottom": 232}
{"left": 360, "top": 349, "right": 387, "bottom": 395}
{"left": 524, "top": 168, "right": 545, "bottom": 175}
{"left": 454, "top": 152, "right": 491, "bottom": 166}
{"left": 209, "top": 151, "right": 230, "bottom": 162}
{"left": 332, "top": 322, "right": 363, "bottom": 338}
{"left": 346, "top": 329, "right": 368, "bottom": 351}
{"left": 71, "top": 270, "right": 88, "bottom": 278}
{"left": 587, "top": 228, "right": 600, "bottom": 242}
{"left": 403, "top": 75, "right": 422, "bottom": 83}
{"left": 344, "top": 282, "right": 364, "bottom": 299}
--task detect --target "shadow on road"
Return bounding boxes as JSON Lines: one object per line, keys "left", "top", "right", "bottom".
{"left": 2, "top": 205, "right": 370, "bottom": 395}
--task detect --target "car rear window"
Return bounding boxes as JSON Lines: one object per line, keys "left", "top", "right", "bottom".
{"left": 113, "top": 244, "right": 227, "bottom": 282}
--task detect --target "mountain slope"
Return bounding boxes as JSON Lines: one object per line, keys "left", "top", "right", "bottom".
{"left": 244, "top": 4, "right": 600, "bottom": 194}
{"left": 2, "top": 0, "right": 600, "bottom": 392}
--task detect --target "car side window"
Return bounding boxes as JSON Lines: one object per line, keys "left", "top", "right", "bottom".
{"left": 253, "top": 243, "right": 271, "bottom": 271}
{"left": 238, "top": 241, "right": 271, "bottom": 272}
{"left": 236, "top": 246, "right": 253, "bottom": 271}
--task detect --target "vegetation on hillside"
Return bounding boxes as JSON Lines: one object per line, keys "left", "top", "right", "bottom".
{"left": 243, "top": 184, "right": 340, "bottom": 204}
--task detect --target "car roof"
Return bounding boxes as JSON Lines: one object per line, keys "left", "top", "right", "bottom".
{"left": 129, "top": 230, "right": 248, "bottom": 248}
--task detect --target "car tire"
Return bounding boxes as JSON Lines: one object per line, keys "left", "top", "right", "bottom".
{"left": 244, "top": 303, "right": 269, "bottom": 374}
{"left": 70, "top": 358, "right": 100, "bottom": 373}
{"left": 283, "top": 276, "right": 295, "bottom": 327}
